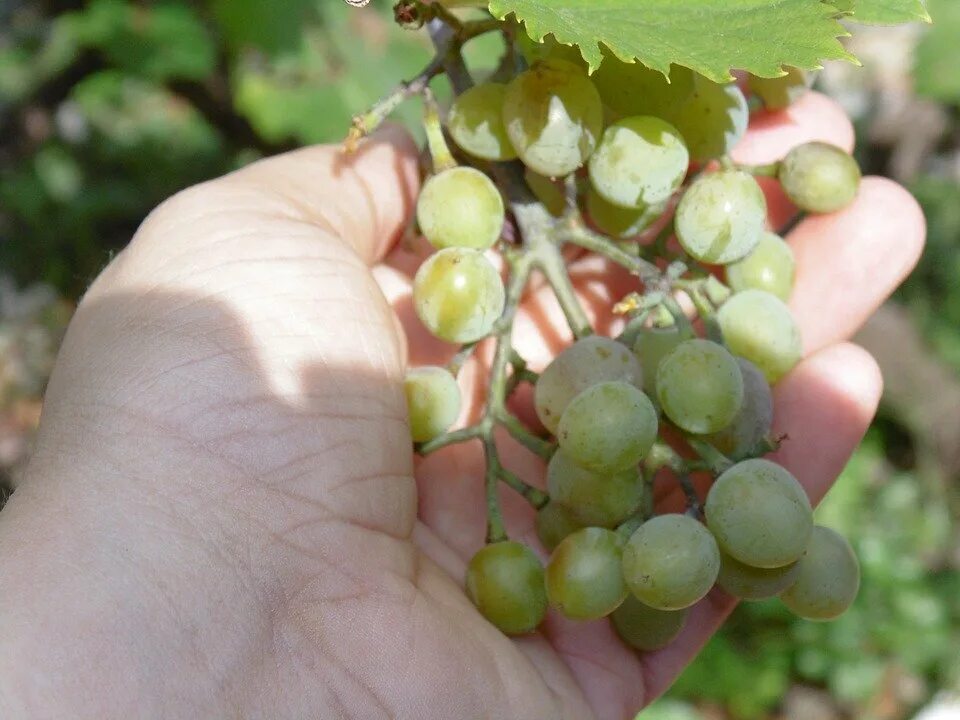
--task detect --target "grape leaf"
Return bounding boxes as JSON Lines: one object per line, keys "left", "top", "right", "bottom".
{"left": 487, "top": 0, "right": 855, "bottom": 82}
{"left": 846, "top": 0, "right": 931, "bottom": 24}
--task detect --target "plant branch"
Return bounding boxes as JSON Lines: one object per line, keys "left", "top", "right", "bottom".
{"left": 560, "top": 224, "right": 662, "bottom": 286}
{"left": 497, "top": 466, "right": 550, "bottom": 509}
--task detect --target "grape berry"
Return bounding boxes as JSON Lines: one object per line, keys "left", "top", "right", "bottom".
{"left": 361, "top": 28, "right": 864, "bottom": 647}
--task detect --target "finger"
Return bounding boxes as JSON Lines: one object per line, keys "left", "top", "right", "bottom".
{"left": 733, "top": 90, "right": 856, "bottom": 165}
{"left": 637, "top": 341, "right": 882, "bottom": 701}
{"left": 788, "top": 177, "right": 926, "bottom": 354}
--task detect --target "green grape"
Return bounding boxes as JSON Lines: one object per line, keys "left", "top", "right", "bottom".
{"left": 675, "top": 170, "right": 767, "bottom": 264}
{"left": 704, "top": 358, "right": 773, "bottom": 458}
{"left": 778, "top": 141, "right": 862, "bottom": 214}
{"left": 587, "top": 186, "right": 665, "bottom": 240}
{"left": 536, "top": 502, "right": 585, "bottom": 551}
{"left": 466, "top": 541, "right": 548, "bottom": 635}
{"left": 622, "top": 514, "right": 721, "bottom": 611}
{"left": 525, "top": 169, "right": 566, "bottom": 217}
{"left": 612, "top": 594, "right": 688, "bottom": 651}
{"left": 780, "top": 526, "right": 860, "bottom": 621}
{"left": 447, "top": 83, "right": 517, "bottom": 162}
{"left": 717, "top": 289, "right": 802, "bottom": 383}
{"left": 403, "top": 366, "right": 461, "bottom": 443}
{"left": 588, "top": 116, "right": 689, "bottom": 208}
{"left": 546, "top": 451, "right": 642, "bottom": 527}
{"left": 534, "top": 336, "right": 643, "bottom": 434}
{"left": 717, "top": 551, "right": 801, "bottom": 601}
{"left": 725, "top": 231, "right": 796, "bottom": 302}
{"left": 557, "top": 381, "right": 658, "bottom": 474}
{"left": 705, "top": 458, "right": 813, "bottom": 568}
{"left": 502, "top": 59, "right": 604, "bottom": 178}
{"left": 655, "top": 339, "right": 744, "bottom": 435}
{"left": 748, "top": 67, "right": 814, "bottom": 111}
{"left": 592, "top": 55, "right": 695, "bottom": 121}
{"left": 516, "top": 32, "right": 588, "bottom": 72}
{"left": 633, "top": 325, "right": 683, "bottom": 396}
{"left": 417, "top": 167, "right": 505, "bottom": 251}
{"left": 671, "top": 76, "right": 749, "bottom": 162}
{"left": 413, "top": 248, "right": 505, "bottom": 344}
{"left": 546, "top": 527, "right": 628, "bottom": 620}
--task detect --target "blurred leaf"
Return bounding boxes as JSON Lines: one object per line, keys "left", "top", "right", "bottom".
{"left": 914, "top": 0, "right": 960, "bottom": 104}
{"left": 847, "top": 0, "right": 931, "bottom": 24}
{"left": 211, "top": 0, "right": 317, "bottom": 55}
{"left": 234, "top": 5, "right": 432, "bottom": 145}
{"left": 64, "top": 0, "right": 215, "bottom": 81}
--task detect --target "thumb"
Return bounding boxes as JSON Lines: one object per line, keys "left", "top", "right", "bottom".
{"left": 34, "top": 125, "right": 422, "bottom": 539}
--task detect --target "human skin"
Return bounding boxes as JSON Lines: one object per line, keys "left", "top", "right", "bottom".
{"left": 0, "top": 92, "right": 924, "bottom": 720}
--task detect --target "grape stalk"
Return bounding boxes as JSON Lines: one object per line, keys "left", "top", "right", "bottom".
{"left": 345, "top": 1, "right": 863, "bottom": 648}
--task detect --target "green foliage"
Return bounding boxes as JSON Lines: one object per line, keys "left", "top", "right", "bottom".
{"left": 64, "top": 0, "right": 215, "bottom": 81}
{"left": 845, "top": 0, "right": 931, "bottom": 25}
{"left": 211, "top": 0, "right": 318, "bottom": 55}
{"left": 897, "top": 176, "right": 960, "bottom": 372}
{"left": 489, "top": 0, "right": 855, "bottom": 81}
{"left": 234, "top": 4, "right": 432, "bottom": 145}
{"left": 914, "top": 0, "right": 960, "bottom": 104}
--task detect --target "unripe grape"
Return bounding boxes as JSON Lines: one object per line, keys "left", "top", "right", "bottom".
{"left": 612, "top": 594, "right": 688, "bottom": 651}
{"left": 778, "top": 141, "right": 861, "bottom": 214}
{"left": 675, "top": 170, "right": 767, "bottom": 264}
{"left": 534, "top": 336, "right": 643, "bottom": 434}
{"left": 634, "top": 325, "right": 683, "bottom": 396}
{"left": 622, "top": 514, "right": 721, "bottom": 611}
{"left": 547, "top": 451, "right": 642, "bottom": 527}
{"left": 557, "top": 381, "right": 658, "bottom": 474}
{"left": 413, "top": 248, "right": 505, "bottom": 344}
{"left": 748, "top": 67, "right": 814, "bottom": 110}
{"left": 447, "top": 83, "right": 517, "bottom": 162}
{"left": 780, "top": 526, "right": 860, "bottom": 620}
{"left": 417, "top": 167, "right": 505, "bottom": 251}
{"left": 717, "top": 551, "right": 801, "bottom": 601}
{"left": 588, "top": 116, "right": 689, "bottom": 208}
{"left": 705, "top": 458, "right": 813, "bottom": 568}
{"left": 656, "top": 339, "right": 744, "bottom": 435}
{"left": 587, "top": 187, "right": 665, "bottom": 240}
{"left": 536, "top": 502, "right": 585, "bottom": 552}
{"left": 725, "top": 231, "right": 796, "bottom": 302}
{"left": 503, "top": 59, "right": 603, "bottom": 177}
{"left": 671, "top": 76, "right": 749, "bottom": 162}
{"left": 524, "top": 169, "right": 566, "bottom": 217}
{"left": 546, "top": 527, "right": 628, "bottom": 620}
{"left": 403, "top": 366, "right": 461, "bottom": 443}
{"left": 717, "top": 289, "right": 802, "bottom": 383}
{"left": 703, "top": 358, "right": 773, "bottom": 458}
{"left": 466, "top": 541, "right": 548, "bottom": 635}
{"left": 592, "top": 56, "right": 695, "bottom": 121}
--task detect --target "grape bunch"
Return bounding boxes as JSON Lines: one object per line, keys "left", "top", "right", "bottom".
{"left": 356, "top": 13, "right": 864, "bottom": 653}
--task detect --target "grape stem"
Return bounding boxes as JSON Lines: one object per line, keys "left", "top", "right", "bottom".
{"left": 686, "top": 437, "right": 735, "bottom": 475}
{"left": 737, "top": 160, "right": 781, "bottom": 178}
{"left": 678, "top": 473, "right": 702, "bottom": 517}
{"left": 346, "top": 55, "right": 445, "bottom": 150}
{"left": 560, "top": 224, "right": 662, "bottom": 287}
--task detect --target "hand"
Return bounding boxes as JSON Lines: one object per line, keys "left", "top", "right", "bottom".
{"left": 0, "top": 92, "right": 924, "bottom": 720}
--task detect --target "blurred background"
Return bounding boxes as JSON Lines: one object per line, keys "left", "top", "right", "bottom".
{"left": 1, "top": 2, "right": 958, "bottom": 718}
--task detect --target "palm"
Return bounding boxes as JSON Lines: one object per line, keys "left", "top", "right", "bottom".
{"left": 0, "top": 93, "right": 923, "bottom": 720}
